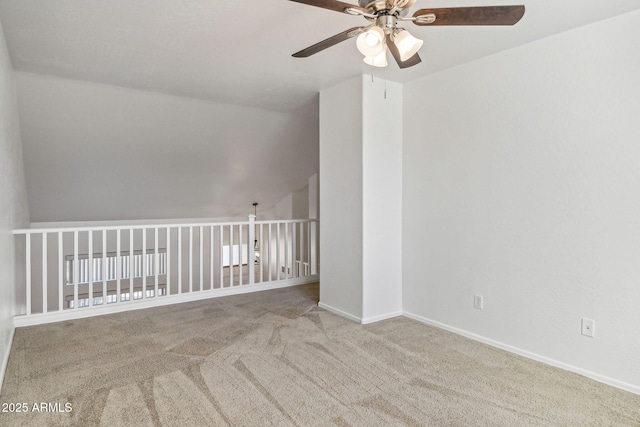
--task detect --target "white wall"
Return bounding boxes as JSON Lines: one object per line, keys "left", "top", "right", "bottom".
{"left": 403, "top": 10, "right": 640, "bottom": 392}
{"left": 273, "top": 184, "right": 310, "bottom": 221}
{"left": 0, "top": 21, "right": 30, "bottom": 387}
{"left": 362, "top": 76, "right": 402, "bottom": 323}
{"left": 319, "top": 76, "right": 363, "bottom": 320}
{"left": 274, "top": 193, "right": 293, "bottom": 220}
{"left": 292, "top": 185, "right": 309, "bottom": 220}
{"left": 319, "top": 75, "right": 403, "bottom": 323}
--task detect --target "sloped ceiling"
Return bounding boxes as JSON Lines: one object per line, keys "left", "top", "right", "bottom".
{"left": 1, "top": 0, "right": 639, "bottom": 222}
{"left": 15, "top": 72, "right": 318, "bottom": 222}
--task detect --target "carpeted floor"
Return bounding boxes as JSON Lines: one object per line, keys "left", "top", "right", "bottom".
{"left": 1, "top": 283, "right": 639, "bottom": 426}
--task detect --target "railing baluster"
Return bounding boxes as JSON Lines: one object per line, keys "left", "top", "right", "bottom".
{"left": 210, "top": 226, "right": 214, "bottom": 291}
{"left": 218, "top": 225, "right": 223, "bottom": 288}
{"left": 73, "top": 231, "right": 79, "bottom": 309}
{"left": 259, "top": 224, "right": 264, "bottom": 283}
{"left": 83, "top": 258, "right": 87, "bottom": 285}
{"left": 230, "top": 225, "right": 234, "bottom": 287}
{"left": 25, "top": 233, "right": 31, "bottom": 315}
{"left": 58, "top": 232, "right": 63, "bottom": 311}
{"left": 307, "top": 222, "right": 311, "bottom": 276}
{"left": 88, "top": 231, "right": 93, "bottom": 307}
{"left": 42, "top": 233, "right": 47, "bottom": 313}
{"left": 166, "top": 227, "right": 171, "bottom": 296}
{"left": 102, "top": 230, "right": 107, "bottom": 304}
{"left": 178, "top": 227, "right": 182, "bottom": 294}
{"left": 189, "top": 226, "right": 193, "bottom": 293}
{"left": 292, "top": 223, "right": 297, "bottom": 278}
{"left": 154, "top": 227, "right": 159, "bottom": 298}
{"left": 134, "top": 250, "right": 139, "bottom": 281}
{"left": 305, "top": 222, "right": 309, "bottom": 275}
{"left": 129, "top": 228, "right": 134, "bottom": 301}
{"left": 286, "top": 223, "right": 290, "bottom": 278}
{"left": 142, "top": 228, "right": 147, "bottom": 299}
{"left": 276, "top": 224, "right": 281, "bottom": 281}
{"left": 239, "top": 224, "right": 243, "bottom": 286}
{"left": 117, "top": 230, "right": 121, "bottom": 302}
{"left": 248, "top": 216, "right": 255, "bottom": 286}
{"left": 199, "top": 226, "right": 203, "bottom": 292}
{"left": 268, "top": 224, "right": 272, "bottom": 282}
{"left": 284, "top": 223, "right": 289, "bottom": 279}
{"left": 300, "top": 222, "right": 305, "bottom": 277}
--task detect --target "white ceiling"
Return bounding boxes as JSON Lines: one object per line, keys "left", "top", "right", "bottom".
{"left": 2, "top": 0, "right": 640, "bottom": 111}
{"left": 1, "top": 0, "right": 639, "bottom": 222}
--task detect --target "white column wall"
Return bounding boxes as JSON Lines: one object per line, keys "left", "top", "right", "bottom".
{"left": 362, "top": 76, "right": 403, "bottom": 323}
{"left": 402, "top": 10, "right": 640, "bottom": 393}
{"left": 319, "top": 75, "right": 403, "bottom": 323}
{"left": 319, "top": 76, "right": 363, "bottom": 321}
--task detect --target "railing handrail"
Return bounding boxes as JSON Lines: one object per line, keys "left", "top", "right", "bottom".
{"left": 13, "top": 218, "right": 319, "bottom": 235}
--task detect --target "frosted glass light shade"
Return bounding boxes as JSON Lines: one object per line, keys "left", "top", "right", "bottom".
{"left": 394, "top": 30, "right": 423, "bottom": 61}
{"left": 363, "top": 47, "right": 388, "bottom": 67}
{"left": 356, "top": 26, "right": 385, "bottom": 57}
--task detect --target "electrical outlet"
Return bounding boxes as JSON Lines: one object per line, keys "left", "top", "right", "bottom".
{"left": 474, "top": 294, "right": 483, "bottom": 310}
{"left": 581, "top": 318, "right": 595, "bottom": 337}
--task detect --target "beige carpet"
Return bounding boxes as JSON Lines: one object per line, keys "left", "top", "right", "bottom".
{"left": 1, "top": 283, "right": 639, "bottom": 426}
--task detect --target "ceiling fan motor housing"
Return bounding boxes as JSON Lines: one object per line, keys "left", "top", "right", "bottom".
{"left": 359, "top": 1, "right": 390, "bottom": 12}
{"left": 359, "top": 0, "right": 413, "bottom": 18}
{"left": 377, "top": 15, "right": 397, "bottom": 34}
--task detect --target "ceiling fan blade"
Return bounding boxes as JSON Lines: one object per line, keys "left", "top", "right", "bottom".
{"left": 386, "top": 35, "right": 422, "bottom": 69}
{"left": 293, "top": 27, "right": 364, "bottom": 58}
{"left": 289, "top": 0, "right": 368, "bottom": 15}
{"left": 413, "top": 6, "right": 525, "bottom": 26}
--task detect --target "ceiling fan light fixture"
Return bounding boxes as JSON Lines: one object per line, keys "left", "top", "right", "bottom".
{"left": 356, "top": 26, "right": 385, "bottom": 57}
{"left": 290, "top": 1, "right": 525, "bottom": 70}
{"left": 363, "top": 46, "right": 388, "bottom": 67}
{"left": 394, "top": 29, "right": 423, "bottom": 61}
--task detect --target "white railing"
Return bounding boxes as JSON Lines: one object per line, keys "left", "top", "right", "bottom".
{"left": 13, "top": 216, "right": 319, "bottom": 325}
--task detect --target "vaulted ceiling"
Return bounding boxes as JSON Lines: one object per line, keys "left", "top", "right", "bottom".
{"left": 1, "top": 0, "right": 638, "bottom": 222}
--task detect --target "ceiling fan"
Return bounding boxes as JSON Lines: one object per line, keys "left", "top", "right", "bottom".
{"left": 289, "top": 0, "right": 525, "bottom": 68}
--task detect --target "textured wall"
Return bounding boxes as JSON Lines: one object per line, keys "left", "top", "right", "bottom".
{"left": 403, "top": 10, "right": 640, "bottom": 392}
{"left": 0, "top": 21, "right": 30, "bottom": 386}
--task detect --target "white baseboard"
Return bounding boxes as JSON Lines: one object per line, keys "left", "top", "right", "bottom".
{"left": 317, "top": 304, "right": 403, "bottom": 325}
{"left": 403, "top": 311, "right": 640, "bottom": 396}
{"left": 318, "top": 302, "right": 362, "bottom": 323}
{"left": 0, "top": 326, "right": 15, "bottom": 393}
{"left": 361, "top": 311, "right": 403, "bottom": 325}
{"left": 14, "top": 277, "right": 319, "bottom": 328}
